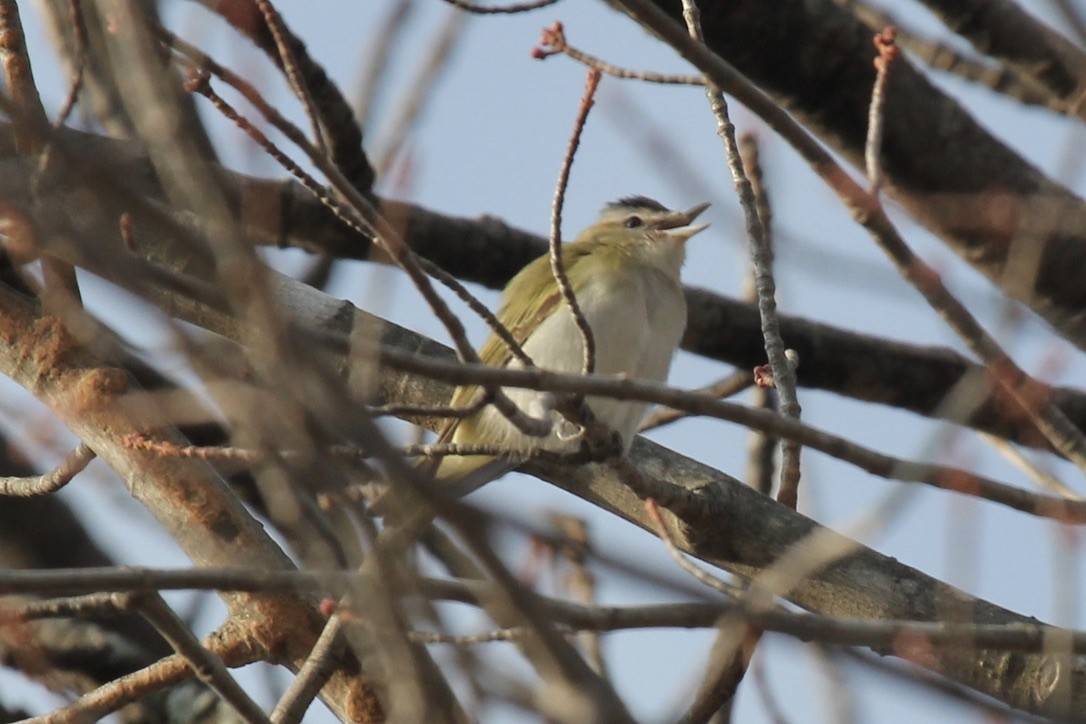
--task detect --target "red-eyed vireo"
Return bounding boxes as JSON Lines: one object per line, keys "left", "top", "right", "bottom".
{"left": 434, "top": 196, "right": 710, "bottom": 490}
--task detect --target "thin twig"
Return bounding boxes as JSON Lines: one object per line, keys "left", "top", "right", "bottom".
{"left": 682, "top": 486, "right": 912, "bottom": 723}
{"left": 125, "top": 434, "right": 519, "bottom": 466}
{"left": 740, "top": 134, "right": 773, "bottom": 246}
{"left": 982, "top": 433, "right": 1082, "bottom": 500}
{"left": 179, "top": 68, "right": 546, "bottom": 438}
{"left": 534, "top": 22, "right": 703, "bottom": 85}
{"left": 739, "top": 134, "right": 778, "bottom": 497}
{"left": 332, "top": 473, "right": 462, "bottom": 718}
{"left": 409, "top": 628, "right": 528, "bottom": 643}
{"left": 168, "top": 53, "right": 538, "bottom": 415}
{"left": 10, "top": 568, "right": 1086, "bottom": 655}
{"left": 866, "top": 27, "right": 897, "bottom": 194}
{"left": 203, "top": 0, "right": 373, "bottom": 191}
{"left": 367, "top": 340, "right": 1086, "bottom": 524}
{"left": 0, "top": 442, "right": 95, "bottom": 496}
{"left": 680, "top": 0, "right": 803, "bottom": 509}
{"left": 271, "top": 614, "right": 344, "bottom": 724}
{"left": 52, "top": 0, "right": 87, "bottom": 129}
{"left": 2, "top": 592, "right": 123, "bottom": 620}
{"left": 127, "top": 593, "right": 271, "bottom": 724}
{"left": 549, "top": 69, "right": 601, "bottom": 377}
{"left": 124, "top": 434, "right": 263, "bottom": 463}
{"left": 253, "top": 0, "right": 327, "bottom": 155}
{"left": 838, "top": 0, "right": 1069, "bottom": 117}
{"left": 437, "top": 507, "right": 633, "bottom": 719}
{"left": 414, "top": 255, "right": 535, "bottom": 367}
{"left": 403, "top": 441, "right": 524, "bottom": 460}
{"left": 29, "top": 654, "right": 197, "bottom": 723}
{"left": 367, "top": 394, "right": 493, "bottom": 421}
{"left": 638, "top": 370, "right": 753, "bottom": 432}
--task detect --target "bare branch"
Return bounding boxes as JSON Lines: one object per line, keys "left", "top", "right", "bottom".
{"left": 0, "top": 442, "right": 94, "bottom": 496}
{"left": 678, "top": 0, "right": 803, "bottom": 509}
{"left": 549, "top": 68, "right": 601, "bottom": 377}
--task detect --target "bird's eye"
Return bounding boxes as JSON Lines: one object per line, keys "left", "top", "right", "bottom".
{"left": 624, "top": 215, "right": 643, "bottom": 229}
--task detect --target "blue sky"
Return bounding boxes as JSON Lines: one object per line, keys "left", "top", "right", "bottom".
{"left": 5, "top": 1, "right": 1086, "bottom": 721}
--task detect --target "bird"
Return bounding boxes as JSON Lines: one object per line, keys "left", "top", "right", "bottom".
{"left": 432, "top": 196, "right": 709, "bottom": 494}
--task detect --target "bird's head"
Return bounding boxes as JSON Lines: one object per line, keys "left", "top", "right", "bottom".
{"left": 576, "top": 196, "right": 710, "bottom": 281}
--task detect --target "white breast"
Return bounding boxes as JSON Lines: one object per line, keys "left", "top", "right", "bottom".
{"left": 463, "top": 266, "right": 686, "bottom": 455}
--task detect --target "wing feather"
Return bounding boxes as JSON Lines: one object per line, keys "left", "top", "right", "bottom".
{"left": 438, "top": 244, "right": 592, "bottom": 444}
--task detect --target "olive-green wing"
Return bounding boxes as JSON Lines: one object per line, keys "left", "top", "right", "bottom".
{"left": 440, "top": 244, "right": 592, "bottom": 431}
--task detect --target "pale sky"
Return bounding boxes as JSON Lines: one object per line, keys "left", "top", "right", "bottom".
{"left": 5, "top": 1, "right": 1085, "bottom": 721}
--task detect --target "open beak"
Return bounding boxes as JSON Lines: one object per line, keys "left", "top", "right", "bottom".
{"left": 656, "top": 201, "right": 710, "bottom": 243}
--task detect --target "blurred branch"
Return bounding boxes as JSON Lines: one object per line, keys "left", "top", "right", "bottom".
{"left": 270, "top": 614, "right": 344, "bottom": 724}
{"left": 5, "top": 192, "right": 1077, "bottom": 714}
{"left": 7, "top": 3, "right": 1086, "bottom": 715}
{"left": 6, "top": 122, "right": 1086, "bottom": 523}
{"left": 354, "top": 0, "right": 414, "bottom": 129}
{"left": 1053, "top": 0, "right": 1086, "bottom": 46}
{"left": 915, "top": 0, "right": 1086, "bottom": 107}
{"left": 0, "top": 286, "right": 380, "bottom": 721}
{"left": 10, "top": 562, "right": 1086, "bottom": 685}
{"left": 838, "top": 0, "right": 1077, "bottom": 116}
{"left": 50, "top": 0, "right": 88, "bottom": 129}
{"left": 0, "top": 0, "right": 48, "bottom": 146}
{"left": 0, "top": 609, "right": 209, "bottom": 722}
{"left": 0, "top": 0, "right": 83, "bottom": 308}
{"left": 35, "top": 632, "right": 260, "bottom": 723}
{"left": 39, "top": 0, "right": 215, "bottom": 153}
{"left": 616, "top": 0, "right": 1086, "bottom": 352}
{"left": 5, "top": 124, "right": 1083, "bottom": 457}
{"left": 122, "top": 592, "right": 270, "bottom": 724}
{"left": 13, "top": 220, "right": 1067, "bottom": 716}
{"left": 374, "top": 8, "right": 466, "bottom": 174}
{"left": 197, "top": 0, "right": 375, "bottom": 194}
{"left": 608, "top": 0, "right": 1086, "bottom": 476}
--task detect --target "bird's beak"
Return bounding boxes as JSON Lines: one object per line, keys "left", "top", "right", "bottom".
{"left": 656, "top": 202, "right": 711, "bottom": 244}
